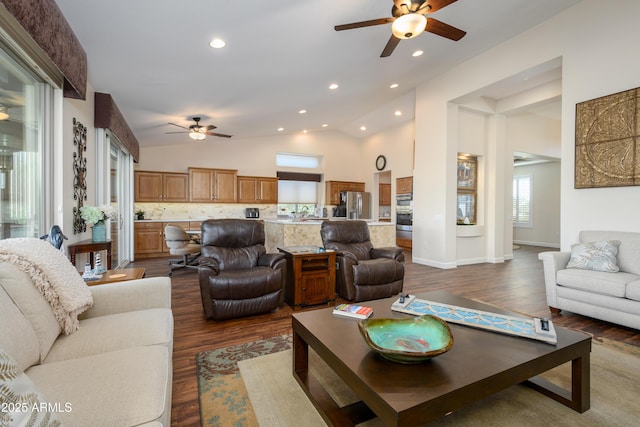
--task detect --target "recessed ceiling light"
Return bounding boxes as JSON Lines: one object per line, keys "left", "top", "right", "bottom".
{"left": 390, "top": 83, "right": 399, "bottom": 89}
{"left": 277, "top": 127, "right": 284, "bottom": 132}
{"left": 322, "top": 124, "right": 328, "bottom": 128}
{"left": 298, "top": 109, "right": 307, "bottom": 114}
{"left": 329, "top": 83, "right": 339, "bottom": 90}
{"left": 209, "top": 38, "right": 226, "bottom": 49}
{"left": 360, "top": 126, "right": 367, "bottom": 131}
{"left": 303, "top": 129, "right": 308, "bottom": 133}
{"left": 412, "top": 50, "right": 424, "bottom": 57}
{"left": 394, "top": 110, "right": 402, "bottom": 116}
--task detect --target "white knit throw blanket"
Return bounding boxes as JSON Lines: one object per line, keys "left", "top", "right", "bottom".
{"left": 0, "top": 238, "right": 93, "bottom": 334}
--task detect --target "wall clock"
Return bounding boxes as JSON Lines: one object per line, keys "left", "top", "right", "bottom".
{"left": 376, "top": 155, "right": 387, "bottom": 171}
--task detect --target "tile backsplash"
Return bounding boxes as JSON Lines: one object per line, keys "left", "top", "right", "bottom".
{"left": 134, "top": 203, "right": 277, "bottom": 220}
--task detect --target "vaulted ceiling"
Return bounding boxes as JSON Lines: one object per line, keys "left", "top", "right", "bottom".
{"left": 54, "top": 0, "right": 580, "bottom": 147}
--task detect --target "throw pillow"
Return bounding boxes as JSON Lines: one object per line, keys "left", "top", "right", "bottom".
{"left": 566, "top": 240, "right": 621, "bottom": 272}
{"left": 0, "top": 349, "right": 62, "bottom": 427}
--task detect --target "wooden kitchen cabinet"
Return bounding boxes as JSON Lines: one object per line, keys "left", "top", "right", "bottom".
{"left": 134, "top": 171, "right": 189, "bottom": 202}
{"left": 396, "top": 176, "right": 413, "bottom": 195}
{"left": 134, "top": 221, "right": 165, "bottom": 257}
{"left": 279, "top": 247, "right": 336, "bottom": 310}
{"left": 189, "top": 167, "right": 237, "bottom": 203}
{"left": 134, "top": 221, "right": 195, "bottom": 258}
{"left": 325, "top": 181, "right": 366, "bottom": 205}
{"left": 379, "top": 183, "right": 392, "bottom": 206}
{"left": 237, "top": 176, "right": 278, "bottom": 204}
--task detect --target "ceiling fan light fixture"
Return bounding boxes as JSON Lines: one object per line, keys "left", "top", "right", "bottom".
{"left": 189, "top": 131, "right": 206, "bottom": 141}
{"left": 0, "top": 106, "right": 8, "bottom": 121}
{"left": 209, "top": 38, "right": 226, "bottom": 49}
{"left": 391, "top": 13, "right": 426, "bottom": 39}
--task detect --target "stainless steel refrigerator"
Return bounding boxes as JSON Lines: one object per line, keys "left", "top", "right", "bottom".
{"left": 341, "top": 191, "right": 371, "bottom": 219}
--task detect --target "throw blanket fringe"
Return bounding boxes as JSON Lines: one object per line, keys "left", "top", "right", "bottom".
{"left": 0, "top": 238, "right": 93, "bottom": 334}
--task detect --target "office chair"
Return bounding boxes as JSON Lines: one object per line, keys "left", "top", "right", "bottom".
{"left": 164, "top": 225, "right": 200, "bottom": 276}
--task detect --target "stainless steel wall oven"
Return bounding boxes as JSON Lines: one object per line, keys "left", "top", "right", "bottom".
{"left": 396, "top": 193, "right": 413, "bottom": 235}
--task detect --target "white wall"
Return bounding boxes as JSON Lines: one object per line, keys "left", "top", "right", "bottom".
{"left": 137, "top": 130, "right": 363, "bottom": 186}
{"left": 62, "top": 83, "right": 97, "bottom": 244}
{"left": 360, "top": 119, "right": 415, "bottom": 195}
{"left": 508, "top": 113, "right": 561, "bottom": 158}
{"left": 558, "top": 0, "right": 640, "bottom": 248}
{"left": 413, "top": 0, "right": 640, "bottom": 268}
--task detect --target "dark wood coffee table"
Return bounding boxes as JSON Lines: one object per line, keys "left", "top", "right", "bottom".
{"left": 292, "top": 290, "right": 591, "bottom": 426}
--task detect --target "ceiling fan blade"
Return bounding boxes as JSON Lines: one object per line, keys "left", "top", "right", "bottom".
{"left": 164, "top": 131, "right": 187, "bottom": 134}
{"left": 203, "top": 125, "right": 217, "bottom": 131}
{"left": 380, "top": 35, "right": 401, "bottom": 57}
{"left": 415, "top": 0, "right": 458, "bottom": 14}
{"left": 335, "top": 17, "right": 394, "bottom": 31}
{"left": 167, "top": 122, "right": 189, "bottom": 130}
{"left": 425, "top": 18, "right": 466, "bottom": 41}
{"left": 205, "top": 132, "right": 232, "bottom": 138}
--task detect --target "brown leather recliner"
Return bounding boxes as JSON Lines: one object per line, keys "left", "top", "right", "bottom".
{"left": 320, "top": 220, "right": 404, "bottom": 302}
{"left": 198, "top": 219, "right": 286, "bottom": 320}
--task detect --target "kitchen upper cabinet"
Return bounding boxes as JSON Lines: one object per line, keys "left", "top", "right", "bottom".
{"left": 396, "top": 177, "right": 413, "bottom": 195}
{"left": 189, "top": 168, "right": 237, "bottom": 203}
{"left": 379, "top": 183, "right": 392, "bottom": 206}
{"left": 237, "top": 176, "right": 278, "bottom": 204}
{"left": 135, "top": 171, "right": 189, "bottom": 202}
{"left": 325, "top": 181, "right": 366, "bottom": 205}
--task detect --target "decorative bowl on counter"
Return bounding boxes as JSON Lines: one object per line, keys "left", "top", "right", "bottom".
{"left": 357, "top": 315, "right": 454, "bottom": 363}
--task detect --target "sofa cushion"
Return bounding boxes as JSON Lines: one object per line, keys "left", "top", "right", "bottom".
{"left": 0, "top": 349, "right": 61, "bottom": 427}
{"left": 579, "top": 231, "right": 640, "bottom": 275}
{"left": 26, "top": 345, "right": 170, "bottom": 427}
{"left": 626, "top": 279, "right": 640, "bottom": 302}
{"left": 43, "top": 308, "right": 173, "bottom": 363}
{"left": 0, "top": 287, "right": 40, "bottom": 371}
{"left": 0, "top": 239, "right": 94, "bottom": 334}
{"left": 566, "top": 240, "right": 620, "bottom": 272}
{"left": 0, "top": 262, "right": 60, "bottom": 364}
{"left": 557, "top": 268, "right": 638, "bottom": 298}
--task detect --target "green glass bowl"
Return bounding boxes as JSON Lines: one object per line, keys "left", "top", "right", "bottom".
{"left": 357, "top": 315, "right": 454, "bottom": 364}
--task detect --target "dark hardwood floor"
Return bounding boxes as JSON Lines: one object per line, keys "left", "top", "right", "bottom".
{"left": 128, "top": 245, "right": 640, "bottom": 427}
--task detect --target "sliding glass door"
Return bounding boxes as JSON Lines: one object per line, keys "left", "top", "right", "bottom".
{"left": 108, "top": 133, "right": 132, "bottom": 268}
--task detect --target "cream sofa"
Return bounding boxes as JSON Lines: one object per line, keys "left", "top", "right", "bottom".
{"left": 0, "top": 261, "right": 174, "bottom": 426}
{"left": 538, "top": 230, "right": 640, "bottom": 330}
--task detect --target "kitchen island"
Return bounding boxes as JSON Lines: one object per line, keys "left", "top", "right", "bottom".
{"left": 133, "top": 218, "right": 397, "bottom": 258}
{"left": 264, "top": 219, "right": 396, "bottom": 253}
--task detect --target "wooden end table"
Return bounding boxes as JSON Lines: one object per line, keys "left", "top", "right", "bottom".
{"left": 278, "top": 246, "right": 336, "bottom": 310}
{"left": 67, "top": 239, "right": 112, "bottom": 269}
{"left": 83, "top": 268, "right": 146, "bottom": 286}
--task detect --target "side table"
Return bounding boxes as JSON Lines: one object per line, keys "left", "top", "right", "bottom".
{"left": 83, "top": 268, "right": 146, "bottom": 286}
{"left": 278, "top": 246, "right": 336, "bottom": 310}
{"left": 67, "top": 239, "right": 112, "bottom": 269}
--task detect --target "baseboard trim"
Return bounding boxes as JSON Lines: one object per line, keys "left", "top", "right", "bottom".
{"left": 513, "top": 240, "right": 560, "bottom": 248}
{"left": 412, "top": 257, "right": 457, "bottom": 269}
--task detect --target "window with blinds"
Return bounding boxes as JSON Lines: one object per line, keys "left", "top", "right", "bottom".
{"left": 513, "top": 175, "right": 532, "bottom": 228}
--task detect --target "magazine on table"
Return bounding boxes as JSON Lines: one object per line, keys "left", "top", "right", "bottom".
{"left": 333, "top": 303, "right": 374, "bottom": 319}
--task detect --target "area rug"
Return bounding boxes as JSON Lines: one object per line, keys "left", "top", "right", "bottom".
{"left": 197, "top": 336, "right": 640, "bottom": 426}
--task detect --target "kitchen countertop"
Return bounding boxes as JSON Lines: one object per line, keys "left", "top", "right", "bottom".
{"left": 134, "top": 218, "right": 204, "bottom": 223}
{"left": 264, "top": 219, "right": 395, "bottom": 225}
{"left": 135, "top": 218, "right": 395, "bottom": 226}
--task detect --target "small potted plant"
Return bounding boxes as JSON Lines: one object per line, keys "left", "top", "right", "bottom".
{"left": 135, "top": 209, "right": 145, "bottom": 220}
